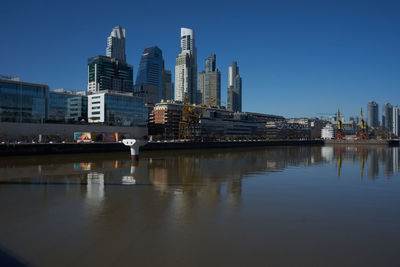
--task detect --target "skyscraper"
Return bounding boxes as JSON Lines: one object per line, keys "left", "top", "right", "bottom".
{"left": 106, "top": 26, "right": 126, "bottom": 62}
{"left": 87, "top": 26, "right": 133, "bottom": 93}
{"left": 383, "top": 102, "right": 393, "bottom": 132}
{"left": 393, "top": 107, "right": 399, "bottom": 136}
{"left": 87, "top": 55, "right": 133, "bottom": 93}
{"left": 135, "top": 46, "right": 163, "bottom": 104}
{"left": 198, "top": 54, "right": 221, "bottom": 106}
{"left": 227, "top": 61, "right": 242, "bottom": 112}
{"left": 367, "top": 101, "right": 379, "bottom": 128}
{"left": 175, "top": 28, "right": 198, "bottom": 104}
{"left": 162, "top": 61, "right": 174, "bottom": 101}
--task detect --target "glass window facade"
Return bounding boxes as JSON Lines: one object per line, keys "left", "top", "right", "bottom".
{"left": 88, "top": 55, "right": 133, "bottom": 93}
{"left": 48, "top": 92, "right": 77, "bottom": 122}
{"left": 104, "top": 94, "right": 148, "bottom": 127}
{"left": 135, "top": 46, "right": 163, "bottom": 104}
{"left": 0, "top": 80, "right": 48, "bottom": 123}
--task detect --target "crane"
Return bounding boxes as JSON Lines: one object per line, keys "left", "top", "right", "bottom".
{"left": 335, "top": 109, "right": 344, "bottom": 139}
{"left": 179, "top": 94, "right": 207, "bottom": 140}
{"left": 358, "top": 107, "right": 368, "bottom": 140}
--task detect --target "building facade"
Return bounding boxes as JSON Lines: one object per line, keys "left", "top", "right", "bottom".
{"left": 66, "top": 96, "right": 88, "bottom": 122}
{"left": 393, "top": 106, "right": 399, "bottom": 136}
{"left": 367, "top": 101, "right": 379, "bottom": 128}
{"left": 382, "top": 102, "right": 393, "bottom": 132}
{"left": 106, "top": 26, "right": 126, "bottom": 62}
{"left": 148, "top": 100, "right": 183, "bottom": 138}
{"left": 88, "top": 91, "right": 147, "bottom": 127}
{"left": 162, "top": 61, "right": 174, "bottom": 101}
{"left": 0, "top": 79, "right": 48, "bottom": 123}
{"left": 227, "top": 61, "right": 242, "bottom": 112}
{"left": 135, "top": 46, "right": 163, "bottom": 104}
{"left": 198, "top": 54, "right": 221, "bottom": 106}
{"left": 175, "top": 28, "right": 198, "bottom": 104}
{"left": 87, "top": 55, "right": 134, "bottom": 93}
{"left": 48, "top": 90, "right": 78, "bottom": 122}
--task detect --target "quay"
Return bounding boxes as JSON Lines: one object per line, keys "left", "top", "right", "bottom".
{"left": 0, "top": 139, "right": 398, "bottom": 156}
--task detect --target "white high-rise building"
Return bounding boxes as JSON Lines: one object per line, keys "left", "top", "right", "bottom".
{"left": 106, "top": 26, "right": 126, "bottom": 62}
{"left": 393, "top": 107, "right": 399, "bottom": 136}
{"left": 175, "top": 28, "right": 198, "bottom": 104}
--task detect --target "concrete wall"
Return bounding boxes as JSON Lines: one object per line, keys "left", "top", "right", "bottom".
{"left": 0, "top": 122, "right": 147, "bottom": 140}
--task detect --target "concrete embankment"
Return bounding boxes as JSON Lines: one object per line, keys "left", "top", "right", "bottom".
{"left": 0, "top": 139, "right": 398, "bottom": 156}
{"left": 0, "top": 140, "right": 322, "bottom": 156}
{"left": 324, "top": 140, "right": 399, "bottom": 146}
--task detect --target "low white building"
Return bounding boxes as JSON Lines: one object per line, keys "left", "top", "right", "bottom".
{"left": 321, "top": 124, "right": 336, "bottom": 139}
{"left": 88, "top": 91, "right": 147, "bottom": 127}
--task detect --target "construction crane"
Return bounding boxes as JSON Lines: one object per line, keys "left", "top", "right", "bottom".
{"left": 358, "top": 107, "right": 368, "bottom": 140}
{"left": 207, "top": 96, "right": 226, "bottom": 108}
{"left": 179, "top": 94, "right": 207, "bottom": 140}
{"left": 335, "top": 109, "right": 344, "bottom": 139}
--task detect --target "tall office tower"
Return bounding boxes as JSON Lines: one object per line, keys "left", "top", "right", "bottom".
{"left": 135, "top": 46, "right": 163, "bottom": 104}
{"left": 106, "top": 26, "right": 126, "bottom": 62}
{"left": 367, "top": 101, "right": 379, "bottom": 128}
{"left": 87, "top": 55, "right": 133, "bottom": 93}
{"left": 198, "top": 54, "right": 221, "bottom": 106}
{"left": 382, "top": 103, "right": 393, "bottom": 132}
{"left": 227, "top": 61, "right": 242, "bottom": 112}
{"left": 162, "top": 61, "right": 174, "bottom": 101}
{"left": 393, "top": 107, "right": 399, "bottom": 136}
{"left": 175, "top": 28, "right": 198, "bottom": 103}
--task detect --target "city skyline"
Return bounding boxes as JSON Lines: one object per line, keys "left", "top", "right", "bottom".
{"left": 1, "top": 0, "right": 399, "bottom": 118}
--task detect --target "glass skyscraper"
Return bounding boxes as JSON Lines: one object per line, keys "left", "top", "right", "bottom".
{"left": 87, "top": 55, "right": 134, "bottom": 93}
{"left": 367, "top": 101, "right": 379, "bottom": 128}
{"left": 135, "top": 46, "right": 163, "bottom": 104}
{"left": 106, "top": 26, "right": 126, "bottom": 62}
{"left": 227, "top": 61, "right": 242, "bottom": 112}
{"left": 0, "top": 79, "right": 48, "bottom": 123}
{"left": 198, "top": 54, "right": 221, "bottom": 106}
{"left": 382, "top": 103, "right": 393, "bottom": 132}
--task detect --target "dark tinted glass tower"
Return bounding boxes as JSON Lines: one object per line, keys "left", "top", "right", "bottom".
{"left": 135, "top": 46, "right": 163, "bottom": 104}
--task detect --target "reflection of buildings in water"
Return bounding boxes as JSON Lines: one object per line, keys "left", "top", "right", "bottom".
{"left": 122, "top": 164, "right": 137, "bottom": 185}
{"left": 394, "top": 148, "right": 399, "bottom": 173}
{"left": 227, "top": 178, "right": 242, "bottom": 206}
{"left": 86, "top": 172, "right": 105, "bottom": 211}
{"left": 367, "top": 150, "right": 380, "bottom": 179}
{"left": 325, "top": 146, "right": 400, "bottom": 179}
{"left": 382, "top": 148, "right": 394, "bottom": 177}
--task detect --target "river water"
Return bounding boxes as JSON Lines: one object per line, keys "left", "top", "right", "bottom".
{"left": 0, "top": 146, "right": 399, "bottom": 266}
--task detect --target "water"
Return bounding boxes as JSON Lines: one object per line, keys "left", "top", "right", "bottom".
{"left": 0, "top": 146, "right": 399, "bottom": 266}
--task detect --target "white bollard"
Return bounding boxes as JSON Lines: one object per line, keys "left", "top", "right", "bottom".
{"left": 122, "top": 139, "right": 148, "bottom": 161}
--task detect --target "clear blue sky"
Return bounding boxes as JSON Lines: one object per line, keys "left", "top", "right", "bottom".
{"left": 1, "top": 0, "right": 399, "bottom": 119}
